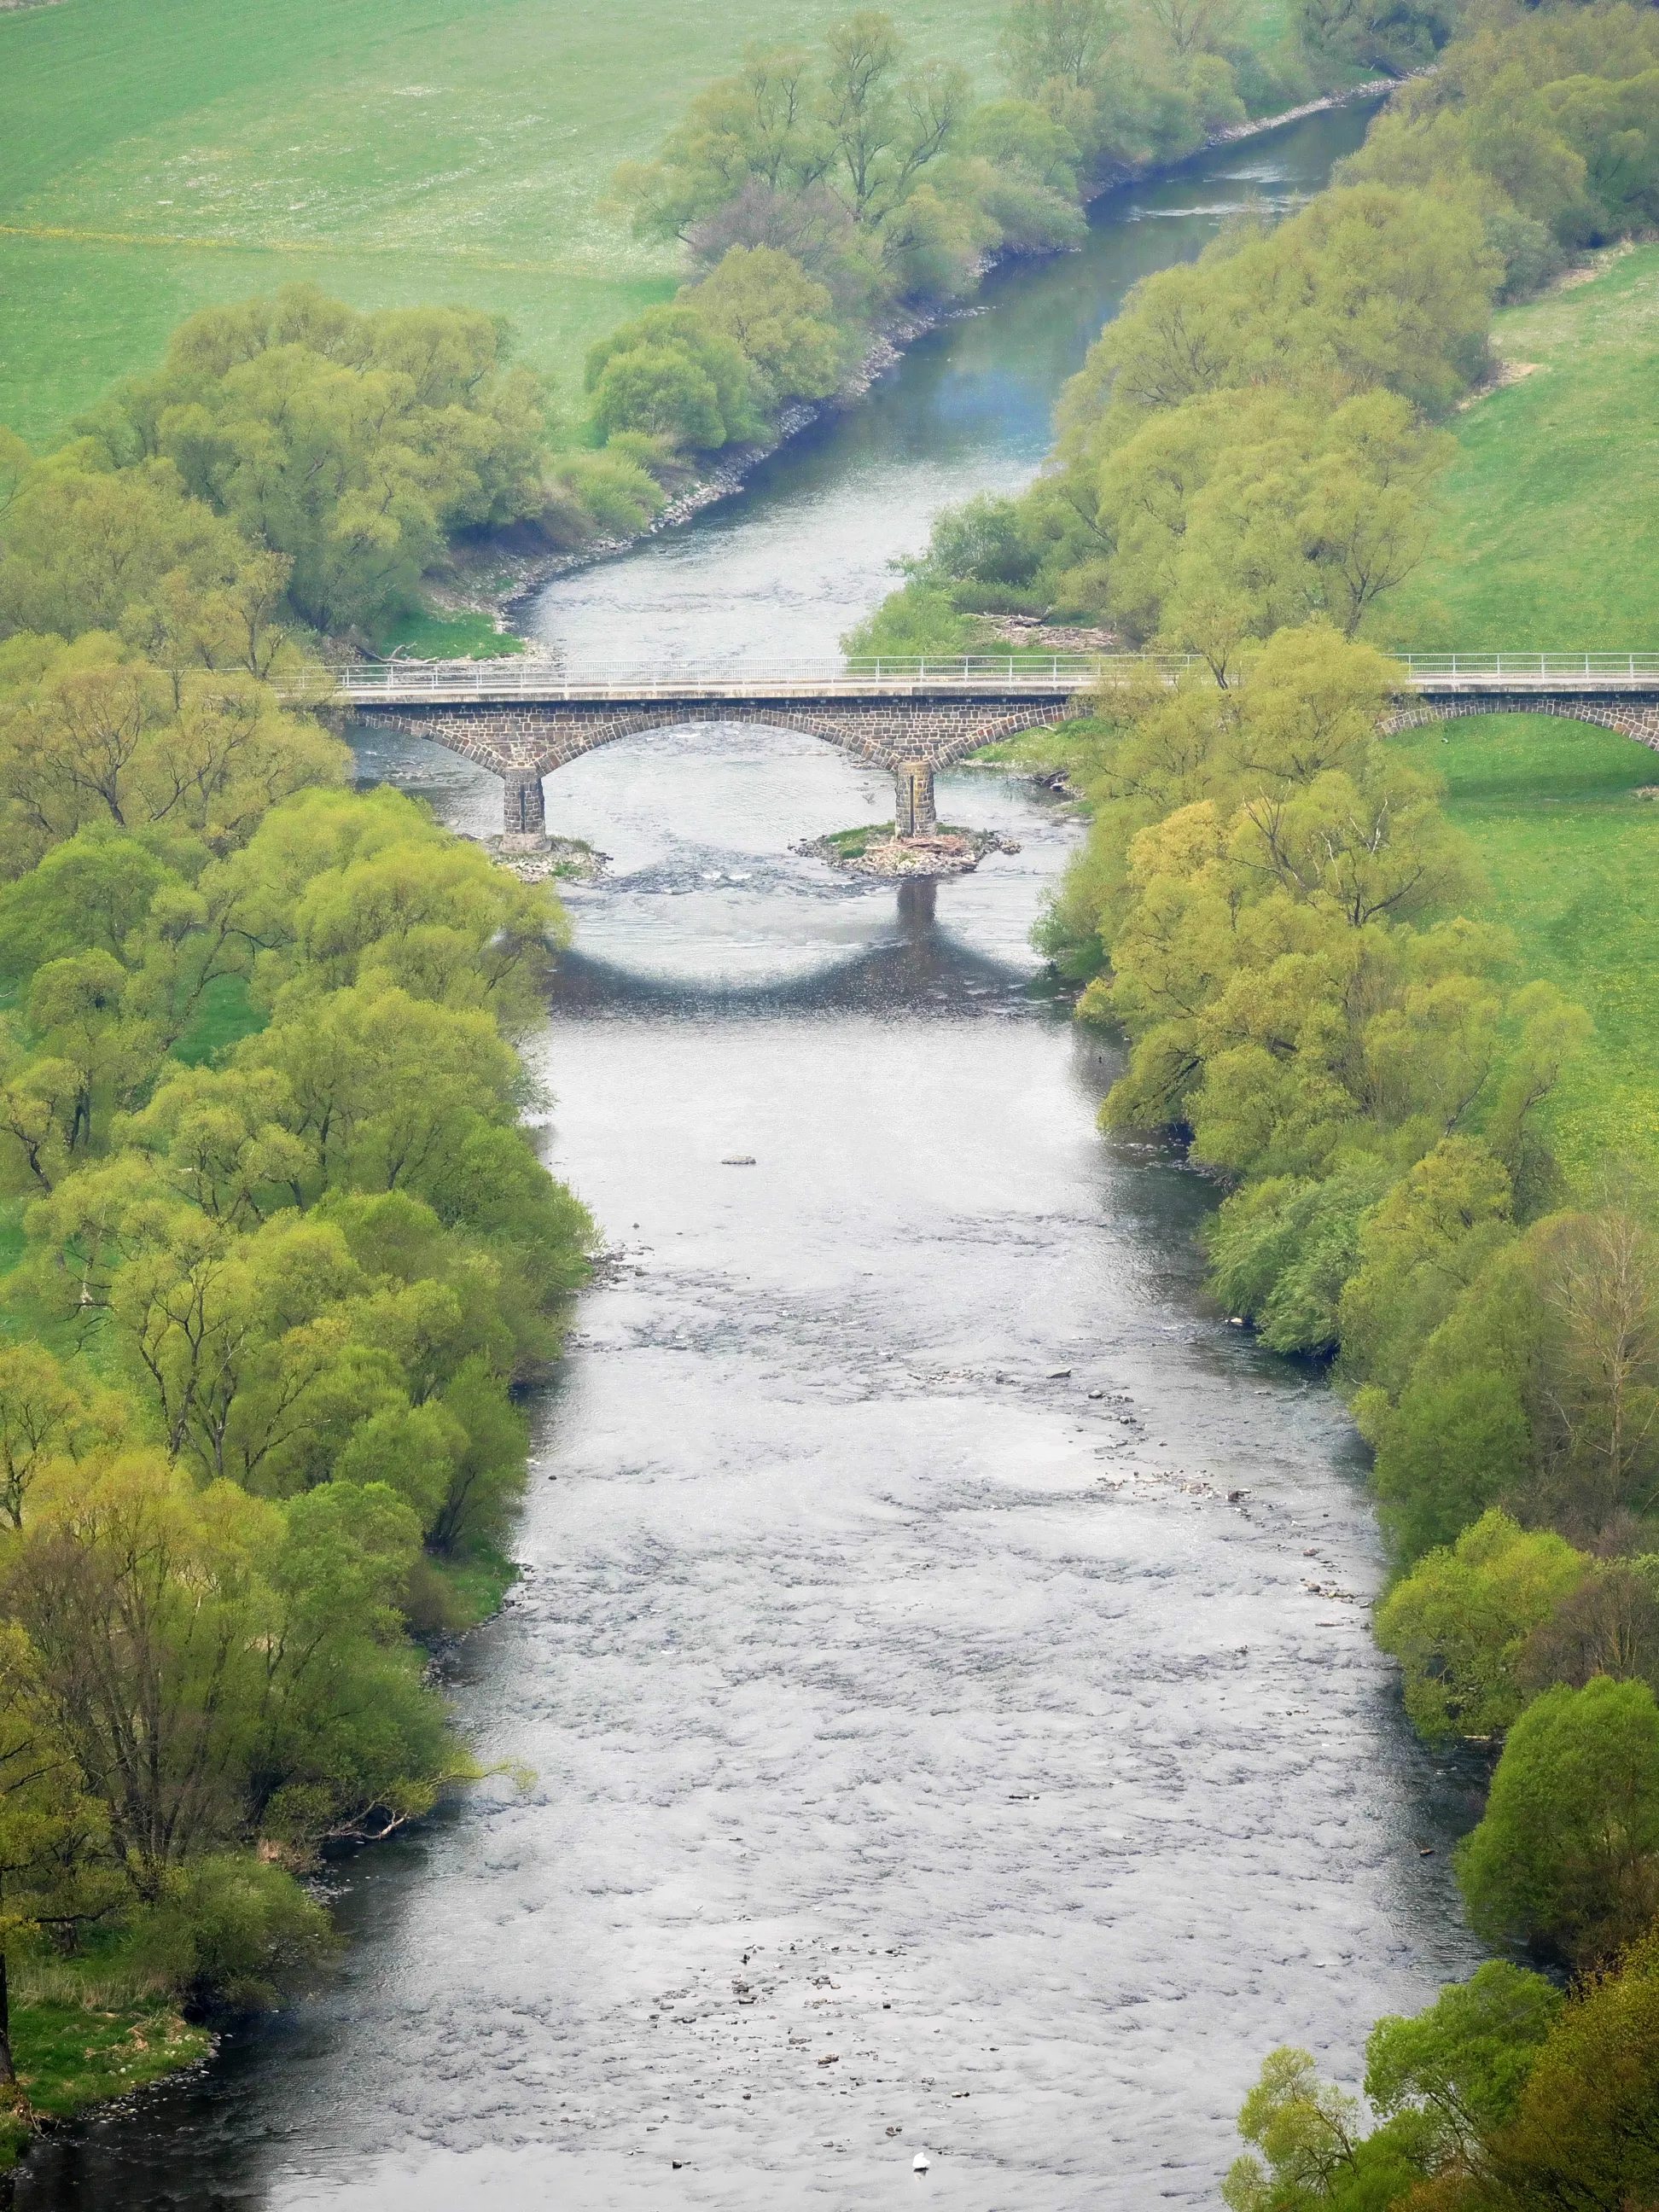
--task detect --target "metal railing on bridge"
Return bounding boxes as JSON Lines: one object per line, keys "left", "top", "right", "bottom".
{"left": 1395, "top": 653, "right": 1659, "bottom": 683}
{"left": 317, "top": 650, "right": 1659, "bottom": 702}
{"left": 325, "top": 654, "right": 1175, "bottom": 698}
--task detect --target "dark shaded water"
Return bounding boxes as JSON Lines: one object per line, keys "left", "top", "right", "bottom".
{"left": 15, "top": 102, "right": 1487, "bottom": 2212}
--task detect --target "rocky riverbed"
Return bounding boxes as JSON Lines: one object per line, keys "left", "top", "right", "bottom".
{"left": 795, "top": 825, "right": 1022, "bottom": 879}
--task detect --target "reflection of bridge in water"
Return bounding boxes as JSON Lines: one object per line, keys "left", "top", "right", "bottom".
{"left": 323, "top": 655, "right": 1659, "bottom": 842}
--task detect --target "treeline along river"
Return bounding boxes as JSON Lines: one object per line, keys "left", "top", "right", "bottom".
{"left": 15, "top": 102, "right": 1486, "bottom": 2212}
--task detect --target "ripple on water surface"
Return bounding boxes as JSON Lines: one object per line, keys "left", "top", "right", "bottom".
{"left": 16, "top": 737, "right": 1481, "bottom": 2211}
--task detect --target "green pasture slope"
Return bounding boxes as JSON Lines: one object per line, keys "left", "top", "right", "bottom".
{"left": 0, "top": 0, "right": 1019, "bottom": 445}
{"left": 1379, "top": 245, "right": 1659, "bottom": 1185}
{"left": 1392, "top": 714, "right": 1659, "bottom": 1188}
{"left": 1382, "top": 241, "right": 1659, "bottom": 649}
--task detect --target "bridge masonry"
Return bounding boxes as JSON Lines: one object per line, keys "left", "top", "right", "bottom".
{"left": 351, "top": 695, "right": 1086, "bottom": 841}
{"left": 1384, "top": 691, "right": 1659, "bottom": 746}
{"left": 340, "top": 664, "right": 1659, "bottom": 847}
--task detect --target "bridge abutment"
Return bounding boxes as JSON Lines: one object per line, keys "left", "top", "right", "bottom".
{"left": 894, "top": 761, "right": 937, "bottom": 838}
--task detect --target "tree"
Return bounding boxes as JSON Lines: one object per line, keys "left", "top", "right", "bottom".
{"left": 0, "top": 1347, "right": 125, "bottom": 1530}
{"left": 1204, "top": 1161, "right": 1396, "bottom": 1353}
{"left": 1368, "top": 1239, "right": 1542, "bottom": 1565}
{"left": 1338, "top": 1138, "right": 1516, "bottom": 1400}
{"left": 1144, "top": 0, "right": 1243, "bottom": 60}
{"left": 590, "top": 345, "right": 728, "bottom": 449}
{"left": 612, "top": 44, "right": 833, "bottom": 242}
{"left": 829, "top": 36, "right": 970, "bottom": 226}
{"left": 0, "top": 1451, "right": 463, "bottom": 1893}
{"left": 1468, "top": 1929, "right": 1659, "bottom": 2211}
{"left": 1519, "top": 1560, "right": 1659, "bottom": 1700}
{"left": 0, "top": 1624, "right": 108, "bottom": 2093}
{"left": 585, "top": 306, "right": 762, "bottom": 450}
{"left": 0, "top": 637, "right": 346, "bottom": 878}
{"left": 1087, "top": 388, "right": 1452, "bottom": 666}
{"left": 1296, "top": 0, "right": 1454, "bottom": 79}
{"left": 1363, "top": 1960, "right": 1562, "bottom": 2172}
{"left": 1222, "top": 2045, "right": 1434, "bottom": 2209}
{"left": 685, "top": 247, "right": 846, "bottom": 403}
{"left": 1375, "top": 1511, "right": 1590, "bottom": 1742}
{"left": 910, "top": 491, "right": 1043, "bottom": 590}
{"left": 1456, "top": 1675, "right": 1659, "bottom": 1966}
{"left": 0, "top": 460, "right": 253, "bottom": 645}
{"left": 962, "top": 99, "right": 1082, "bottom": 194}
{"left": 1533, "top": 1202, "right": 1659, "bottom": 1534}
{"left": 75, "top": 286, "right": 549, "bottom": 635}
{"left": 0, "top": 1452, "right": 282, "bottom": 1894}
{"left": 1090, "top": 631, "right": 1502, "bottom": 1173}
{"left": 1002, "top": 0, "right": 1119, "bottom": 96}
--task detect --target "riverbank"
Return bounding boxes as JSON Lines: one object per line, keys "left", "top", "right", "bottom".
{"left": 403, "top": 76, "right": 1397, "bottom": 656}
{"left": 9, "top": 715, "right": 1475, "bottom": 2209}
{"left": 0, "top": 1982, "right": 211, "bottom": 2170}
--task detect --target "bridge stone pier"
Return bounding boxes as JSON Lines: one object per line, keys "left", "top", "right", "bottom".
{"left": 325, "top": 655, "right": 1659, "bottom": 847}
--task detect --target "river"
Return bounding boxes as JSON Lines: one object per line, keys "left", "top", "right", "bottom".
{"left": 15, "top": 102, "right": 1486, "bottom": 2212}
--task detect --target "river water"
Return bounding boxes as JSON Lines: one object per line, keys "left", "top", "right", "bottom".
{"left": 16, "top": 102, "right": 1486, "bottom": 2212}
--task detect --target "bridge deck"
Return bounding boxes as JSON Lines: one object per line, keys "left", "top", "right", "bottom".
{"left": 322, "top": 652, "right": 1659, "bottom": 707}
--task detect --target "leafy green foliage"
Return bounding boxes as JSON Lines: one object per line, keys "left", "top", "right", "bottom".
{"left": 1225, "top": 1943, "right": 1655, "bottom": 2212}
{"left": 1205, "top": 1161, "right": 1395, "bottom": 1353}
{"left": 1295, "top": 0, "right": 1452, "bottom": 80}
{"left": 1461, "top": 1929, "right": 1659, "bottom": 2210}
{"left": 75, "top": 288, "right": 548, "bottom": 635}
{"left": 1456, "top": 1675, "right": 1659, "bottom": 1966}
{"left": 685, "top": 245, "right": 847, "bottom": 405}
{"left": 128, "top": 1854, "right": 339, "bottom": 2012}
{"left": 1222, "top": 2043, "right": 1437, "bottom": 2211}
{"left": 1363, "top": 1961, "right": 1563, "bottom": 2166}
{"left": 1346, "top": 6, "right": 1659, "bottom": 257}
{"left": 1071, "top": 630, "right": 1580, "bottom": 1193}
{"left": 0, "top": 446, "right": 588, "bottom": 2136}
{"left": 1375, "top": 1511, "right": 1590, "bottom": 1742}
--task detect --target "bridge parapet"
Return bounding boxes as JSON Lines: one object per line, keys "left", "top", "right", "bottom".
{"left": 319, "top": 649, "right": 1659, "bottom": 709}
{"left": 319, "top": 651, "right": 1659, "bottom": 841}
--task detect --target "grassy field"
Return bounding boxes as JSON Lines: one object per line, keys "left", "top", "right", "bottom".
{"left": 0, "top": 0, "right": 1056, "bottom": 446}
{"left": 4, "top": 1991, "right": 209, "bottom": 2162}
{"left": 1381, "top": 242, "right": 1659, "bottom": 650}
{"left": 1389, "top": 711, "right": 1659, "bottom": 1186}
{"left": 1372, "top": 242, "right": 1659, "bottom": 1180}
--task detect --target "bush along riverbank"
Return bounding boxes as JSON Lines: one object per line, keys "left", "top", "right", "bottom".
{"left": 841, "top": 3, "right": 1659, "bottom": 2197}
{"left": 1054, "top": 629, "right": 1659, "bottom": 2206}
{"left": 850, "top": 3, "right": 1659, "bottom": 667}
{"left": 0, "top": 1, "right": 1406, "bottom": 670}
{"left": 0, "top": 546, "right": 593, "bottom": 2152}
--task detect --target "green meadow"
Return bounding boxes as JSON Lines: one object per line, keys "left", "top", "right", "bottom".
{"left": 0, "top": 0, "right": 1032, "bottom": 446}
{"left": 1389, "top": 712, "right": 1659, "bottom": 1186}
{"left": 1381, "top": 241, "right": 1659, "bottom": 650}
{"left": 1376, "top": 243, "right": 1659, "bottom": 1182}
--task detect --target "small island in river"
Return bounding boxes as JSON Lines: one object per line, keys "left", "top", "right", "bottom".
{"left": 797, "top": 822, "right": 1023, "bottom": 879}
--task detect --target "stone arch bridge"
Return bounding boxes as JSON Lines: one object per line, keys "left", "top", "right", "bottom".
{"left": 323, "top": 655, "right": 1659, "bottom": 844}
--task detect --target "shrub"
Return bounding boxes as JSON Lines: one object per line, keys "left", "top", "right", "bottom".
{"left": 131, "top": 1856, "right": 340, "bottom": 2013}
{"left": 1456, "top": 1675, "right": 1659, "bottom": 1965}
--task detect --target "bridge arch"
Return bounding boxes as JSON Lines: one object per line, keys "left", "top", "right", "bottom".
{"left": 1383, "top": 694, "right": 1659, "bottom": 748}
{"left": 347, "top": 696, "right": 1083, "bottom": 841}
